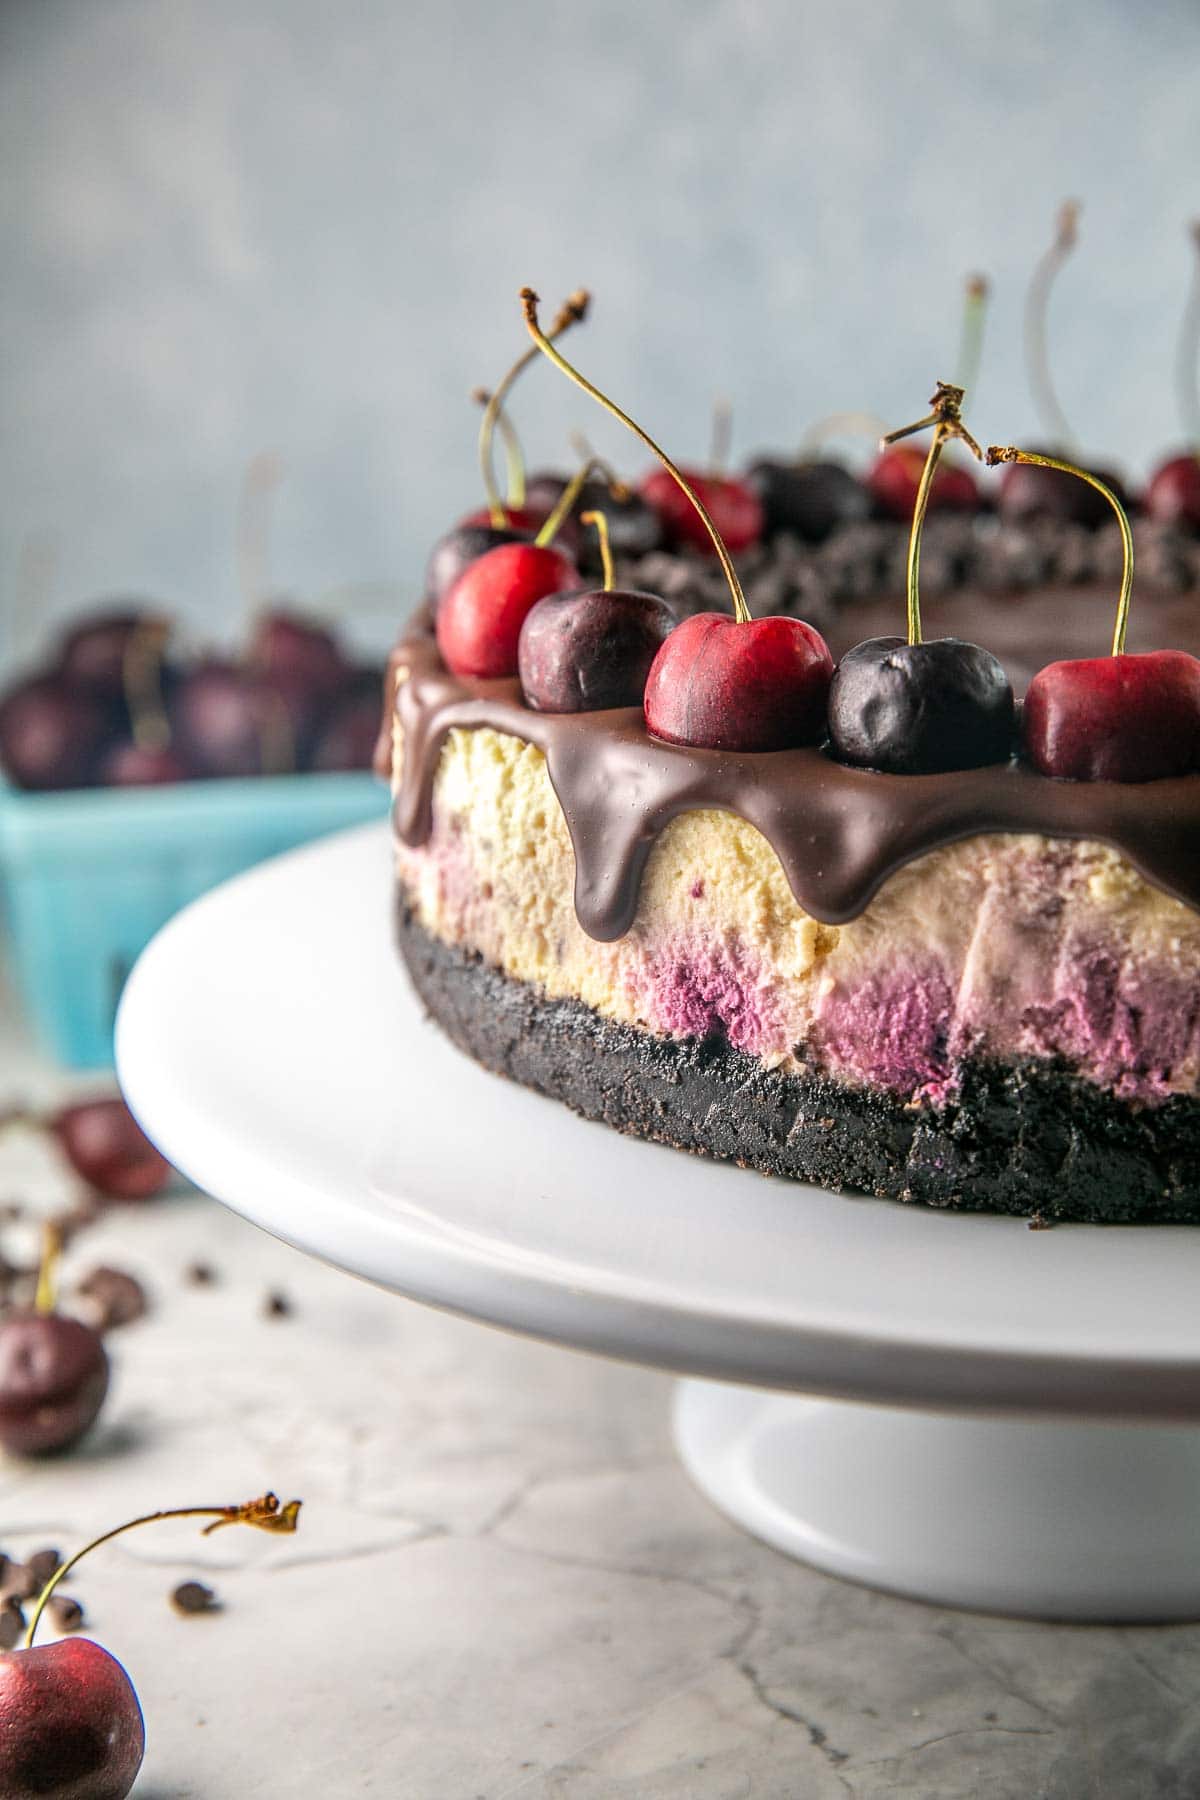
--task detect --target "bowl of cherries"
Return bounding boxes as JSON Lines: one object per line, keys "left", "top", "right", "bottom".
{"left": 0, "top": 602, "right": 389, "bottom": 1067}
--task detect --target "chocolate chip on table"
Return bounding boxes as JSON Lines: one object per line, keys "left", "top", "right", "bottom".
{"left": 74, "top": 1265, "right": 148, "bottom": 1332}
{"left": 25, "top": 1549, "right": 61, "bottom": 1589}
{"left": 0, "top": 1597, "right": 26, "bottom": 1649}
{"left": 46, "top": 1595, "right": 84, "bottom": 1633}
{"left": 184, "top": 1261, "right": 217, "bottom": 1286}
{"left": 262, "top": 1290, "right": 292, "bottom": 1319}
{"left": 171, "top": 1580, "right": 218, "bottom": 1616}
{"left": 1, "top": 1562, "right": 37, "bottom": 1602}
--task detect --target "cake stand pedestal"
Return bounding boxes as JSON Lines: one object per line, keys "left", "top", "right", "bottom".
{"left": 117, "top": 824, "right": 1200, "bottom": 1623}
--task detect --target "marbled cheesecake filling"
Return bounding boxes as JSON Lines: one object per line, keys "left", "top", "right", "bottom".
{"left": 393, "top": 717, "right": 1200, "bottom": 1113}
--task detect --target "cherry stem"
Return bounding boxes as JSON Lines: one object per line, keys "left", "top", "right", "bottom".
{"left": 534, "top": 457, "right": 629, "bottom": 550}
{"left": 479, "top": 289, "right": 590, "bottom": 528}
{"left": 567, "top": 432, "right": 628, "bottom": 496}
{"left": 521, "top": 287, "right": 751, "bottom": 626}
{"left": 236, "top": 452, "right": 284, "bottom": 629}
{"left": 580, "top": 510, "right": 614, "bottom": 591}
{"left": 1178, "top": 221, "right": 1200, "bottom": 454}
{"left": 25, "top": 1493, "right": 302, "bottom": 1648}
{"left": 796, "top": 411, "right": 890, "bottom": 459}
{"left": 34, "top": 1222, "right": 61, "bottom": 1317}
{"left": 883, "top": 382, "right": 983, "bottom": 648}
{"left": 471, "top": 388, "right": 526, "bottom": 511}
{"left": 122, "top": 618, "right": 172, "bottom": 753}
{"left": 1025, "top": 200, "right": 1081, "bottom": 449}
{"left": 987, "top": 446, "right": 1134, "bottom": 654}
{"left": 954, "top": 273, "right": 989, "bottom": 401}
{"left": 709, "top": 397, "right": 732, "bottom": 476}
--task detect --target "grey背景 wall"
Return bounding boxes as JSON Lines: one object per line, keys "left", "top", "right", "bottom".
{"left": 2, "top": 0, "right": 1198, "bottom": 657}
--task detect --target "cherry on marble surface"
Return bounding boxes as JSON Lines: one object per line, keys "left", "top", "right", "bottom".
{"left": 0, "top": 1637, "right": 144, "bottom": 1800}
{"left": 643, "top": 611, "right": 833, "bottom": 751}
{"left": 828, "top": 635, "right": 1015, "bottom": 774}
{"left": 0, "top": 1312, "right": 110, "bottom": 1457}
{"left": 51, "top": 1097, "right": 172, "bottom": 1201}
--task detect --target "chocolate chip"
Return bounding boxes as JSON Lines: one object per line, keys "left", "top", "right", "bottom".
{"left": 0, "top": 1598, "right": 25, "bottom": 1649}
{"left": 262, "top": 1290, "right": 292, "bottom": 1319}
{"left": 75, "top": 1266, "right": 148, "bottom": 1332}
{"left": 184, "top": 1262, "right": 217, "bottom": 1286}
{"left": 47, "top": 1595, "right": 83, "bottom": 1633}
{"left": 1, "top": 1563, "right": 36, "bottom": 1602}
{"left": 25, "top": 1549, "right": 60, "bottom": 1589}
{"left": 171, "top": 1580, "right": 218, "bottom": 1615}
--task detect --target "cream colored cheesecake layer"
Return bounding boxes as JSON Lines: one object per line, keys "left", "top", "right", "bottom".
{"left": 393, "top": 718, "right": 1200, "bottom": 1103}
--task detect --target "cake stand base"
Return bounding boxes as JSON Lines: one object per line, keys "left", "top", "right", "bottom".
{"left": 673, "top": 1379, "right": 1200, "bottom": 1621}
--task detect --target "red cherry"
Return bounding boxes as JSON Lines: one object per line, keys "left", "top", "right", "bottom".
{"left": 436, "top": 543, "right": 578, "bottom": 679}
{"left": 639, "top": 469, "right": 763, "bottom": 555}
{"left": 643, "top": 611, "right": 833, "bottom": 752}
{"left": 0, "top": 1311, "right": 110, "bottom": 1456}
{"left": 457, "top": 504, "right": 547, "bottom": 536}
{"left": 867, "top": 443, "right": 979, "bottom": 521}
{"left": 0, "top": 1637, "right": 144, "bottom": 1799}
{"left": 51, "top": 1098, "right": 172, "bottom": 1200}
{"left": 1022, "top": 649, "right": 1200, "bottom": 781}
{"left": 98, "top": 741, "right": 188, "bottom": 787}
{"left": 1144, "top": 454, "right": 1200, "bottom": 532}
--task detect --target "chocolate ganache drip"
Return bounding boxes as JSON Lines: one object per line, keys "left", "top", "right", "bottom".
{"left": 385, "top": 617, "right": 1200, "bottom": 940}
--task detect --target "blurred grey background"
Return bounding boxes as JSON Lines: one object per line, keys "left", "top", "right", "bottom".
{"left": 2, "top": 0, "right": 1198, "bottom": 656}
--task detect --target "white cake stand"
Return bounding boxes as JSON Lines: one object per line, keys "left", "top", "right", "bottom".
{"left": 116, "top": 823, "right": 1200, "bottom": 1622}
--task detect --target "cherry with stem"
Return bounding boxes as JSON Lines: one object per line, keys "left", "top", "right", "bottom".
{"left": 519, "top": 286, "right": 831, "bottom": 751}
{"left": 829, "top": 383, "right": 1014, "bottom": 775}
{"left": 987, "top": 444, "right": 1200, "bottom": 780}
{"left": 477, "top": 289, "right": 590, "bottom": 529}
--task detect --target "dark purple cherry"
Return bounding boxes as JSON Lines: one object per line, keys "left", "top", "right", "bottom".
{"left": 0, "top": 1637, "right": 145, "bottom": 1800}
{"left": 0, "top": 1312, "right": 109, "bottom": 1457}
{"left": 744, "top": 458, "right": 870, "bottom": 542}
{"left": 55, "top": 608, "right": 161, "bottom": 699}
{"left": 309, "top": 666, "right": 385, "bottom": 770}
{"left": 519, "top": 588, "right": 676, "bottom": 712}
{"left": 247, "top": 608, "right": 347, "bottom": 705}
{"left": 425, "top": 523, "right": 527, "bottom": 610}
{"left": 169, "top": 661, "right": 291, "bottom": 779}
{"left": 828, "top": 635, "right": 1014, "bottom": 774}
{"left": 0, "top": 675, "right": 114, "bottom": 791}
{"left": 997, "top": 448, "right": 1129, "bottom": 530}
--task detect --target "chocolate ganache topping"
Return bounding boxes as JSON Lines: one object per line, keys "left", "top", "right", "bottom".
{"left": 384, "top": 614, "right": 1200, "bottom": 940}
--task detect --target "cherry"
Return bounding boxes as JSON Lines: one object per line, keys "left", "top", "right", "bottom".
{"left": 0, "top": 1312, "right": 109, "bottom": 1457}
{"left": 169, "top": 661, "right": 292, "bottom": 779}
{"left": 645, "top": 612, "right": 831, "bottom": 750}
{"left": 519, "top": 512, "right": 675, "bottom": 712}
{"left": 1145, "top": 453, "right": 1200, "bottom": 532}
{"left": 472, "top": 287, "right": 590, "bottom": 531}
{"left": 1023, "top": 649, "right": 1200, "bottom": 781}
{"left": 639, "top": 467, "right": 763, "bottom": 555}
{"left": 51, "top": 1097, "right": 172, "bottom": 1201}
{"left": 520, "top": 286, "right": 831, "bottom": 751}
{"left": 309, "top": 666, "right": 385, "bottom": 771}
{"left": 0, "top": 1492, "right": 301, "bottom": 1800}
{"left": 831, "top": 384, "right": 1010, "bottom": 773}
{"left": 0, "top": 676, "right": 114, "bottom": 792}
{"left": 830, "top": 637, "right": 1013, "bottom": 773}
{"left": 247, "top": 608, "right": 347, "bottom": 707}
{"left": 425, "top": 523, "right": 528, "bottom": 610}
{"left": 457, "top": 503, "right": 547, "bottom": 537}
{"left": 867, "top": 442, "right": 978, "bottom": 520}
{"left": 0, "top": 1636, "right": 144, "bottom": 1799}
{"left": 745, "top": 458, "right": 870, "bottom": 542}
{"left": 98, "top": 741, "right": 188, "bottom": 786}
{"left": 996, "top": 449, "right": 1127, "bottom": 530}
{"left": 988, "top": 444, "right": 1200, "bottom": 780}
{"left": 55, "top": 609, "right": 160, "bottom": 699}
{"left": 437, "top": 543, "right": 578, "bottom": 679}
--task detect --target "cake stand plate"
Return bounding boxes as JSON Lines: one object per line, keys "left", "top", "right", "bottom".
{"left": 117, "top": 823, "right": 1200, "bottom": 1620}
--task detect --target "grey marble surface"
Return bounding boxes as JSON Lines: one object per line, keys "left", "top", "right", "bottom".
{"left": 2, "top": 998, "right": 1198, "bottom": 1798}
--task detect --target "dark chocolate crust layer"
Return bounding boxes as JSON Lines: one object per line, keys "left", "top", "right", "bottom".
{"left": 398, "top": 903, "right": 1200, "bottom": 1224}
